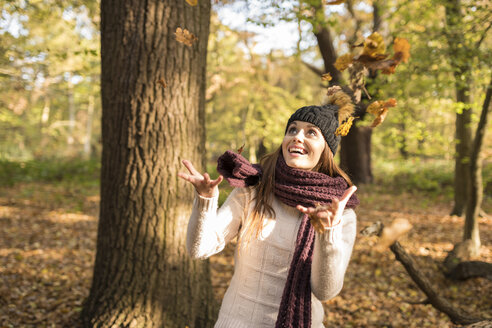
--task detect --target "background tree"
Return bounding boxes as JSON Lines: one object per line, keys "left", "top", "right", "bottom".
{"left": 81, "top": 1, "right": 216, "bottom": 327}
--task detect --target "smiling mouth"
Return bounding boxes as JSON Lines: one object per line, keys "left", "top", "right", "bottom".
{"left": 288, "top": 146, "right": 308, "bottom": 155}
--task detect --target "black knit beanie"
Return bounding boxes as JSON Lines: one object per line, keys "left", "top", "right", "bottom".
{"left": 285, "top": 104, "right": 341, "bottom": 155}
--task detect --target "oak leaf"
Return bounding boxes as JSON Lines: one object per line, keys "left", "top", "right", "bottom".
{"left": 334, "top": 53, "right": 354, "bottom": 72}
{"left": 366, "top": 98, "right": 396, "bottom": 116}
{"left": 370, "top": 107, "right": 388, "bottom": 128}
{"left": 362, "top": 32, "right": 385, "bottom": 58}
{"left": 335, "top": 116, "right": 355, "bottom": 136}
{"left": 175, "top": 27, "right": 198, "bottom": 47}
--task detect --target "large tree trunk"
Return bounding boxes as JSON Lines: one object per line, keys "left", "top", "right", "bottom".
{"left": 81, "top": 1, "right": 216, "bottom": 327}
{"left": 340, "top": 126, "right": 373, "bottom": 184}
{"left": 445, "top": 0, "right": 473, "bottom": 216}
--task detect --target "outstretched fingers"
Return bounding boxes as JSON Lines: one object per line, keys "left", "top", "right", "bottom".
{"left": 182, "top": 160, "right": 201, "bottom": 177}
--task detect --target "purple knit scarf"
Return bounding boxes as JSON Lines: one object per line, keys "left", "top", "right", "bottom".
{"left": 217, "top": 150, "right": 359, "bottom": 328}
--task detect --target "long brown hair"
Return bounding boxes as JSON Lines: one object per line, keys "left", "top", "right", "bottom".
{"left": 238, "top": 144, "right": 353, "bottom": 246}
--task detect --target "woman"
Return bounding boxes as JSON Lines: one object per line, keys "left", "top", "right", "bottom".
{"left": 179, "top": 102, "right": 359, "bottom": 328}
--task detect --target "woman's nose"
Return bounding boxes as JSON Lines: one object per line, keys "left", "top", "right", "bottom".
{"left": 293, "top": 130, "right": 305, "bottom": 142}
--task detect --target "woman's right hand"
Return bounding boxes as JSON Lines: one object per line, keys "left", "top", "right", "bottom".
{"left": 178, "top": 160, "right": 223, "bottom": 198}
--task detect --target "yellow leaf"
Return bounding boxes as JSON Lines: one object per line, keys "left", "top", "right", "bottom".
{"left": 185, "top": 0, "right": 198, "bottom": 6}
{"left": 321, "top": 73, "right": 332, "bottom": 81}
{"left": 362, "top": 32, "right": 385, "bottom": 58}
{"left": 334, "top": 53, "right": 354, "bottom": 72}
{"left": 175, "top": 27, "right": 198, "bottom": 47}
{"left": 335, "top": 116, "right": 355, "bottom": 136}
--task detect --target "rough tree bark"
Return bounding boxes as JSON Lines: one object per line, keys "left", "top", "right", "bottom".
{"left": 81, "top": 1, "right": 216, "bottom": 327}
{"left": 445, "top": 0, "right": 473, "bottom": 216}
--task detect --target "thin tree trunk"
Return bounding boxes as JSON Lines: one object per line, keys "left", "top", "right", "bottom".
{"left": 463, "top": 73, "right": 492, "bottom": 255}
{"left": 83, "top": 95, "right": 95, "bottom": 159}
{"left": 67, "top": 78, "right": 75, "bottom": 147}
{"left": 81, "top": 1, "right": 215, "bottom": 327}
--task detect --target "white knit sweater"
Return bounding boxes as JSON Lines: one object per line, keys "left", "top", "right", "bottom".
{"left": 186, "top": 187, "right": 357, "bottom": 328}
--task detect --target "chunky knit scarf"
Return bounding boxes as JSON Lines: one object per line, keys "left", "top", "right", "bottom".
{"left": 217, "top": 150, "right": 359, "bottom": 328}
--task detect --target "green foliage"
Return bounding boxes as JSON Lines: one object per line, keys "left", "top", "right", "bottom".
{"left": 0, "top": 0, "right": 101, "bottom": 160}
{"left": 206, "top": 13, "right": 323, "bottom": 163}
{"left": 0, "top": 158, "right": 100, "bottom": 187}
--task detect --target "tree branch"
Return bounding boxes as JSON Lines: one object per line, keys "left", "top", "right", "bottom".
{"left": 390, "top": 242, "right": 484, "bottom": 325}
{"left": 301, "top": 60, "right": 324, "bottom": 76}
{"left": 475, "top": 19, "right": 492, "bottom": 48}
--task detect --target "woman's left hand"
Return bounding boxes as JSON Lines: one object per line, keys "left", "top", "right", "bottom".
{"left": 296, "top": 186, "right": 357, "bottom": 233}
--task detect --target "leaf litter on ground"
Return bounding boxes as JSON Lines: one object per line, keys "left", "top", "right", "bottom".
{"left": 0, "top": 181, "right": 490, "bottom": 327}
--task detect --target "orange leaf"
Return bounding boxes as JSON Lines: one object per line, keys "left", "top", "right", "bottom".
{"left": 175, "top": 27, "right": 198, "bottom": 47}
{"left": 370, "top": 107, "right": 388, "bottom": 128}
{"left": 237, "top": 144, "right": 245, "bottom": 154}
{"left": 157, "top": 79, "right": 167, "bottom": 88}
{"left": 393, "top": 38, "right": 410, "bottom": 63}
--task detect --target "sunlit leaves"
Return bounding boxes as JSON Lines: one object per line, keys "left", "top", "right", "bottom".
{"left": 362, "top": 32, "right": 386, "bottom": 58}
{"left": 175, "top": 27, "right": 198, "bottom": 46}
{"left": 335, "top": 116, "right": 355, "bottom": 136}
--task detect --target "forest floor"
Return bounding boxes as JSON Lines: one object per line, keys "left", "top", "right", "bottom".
{"left": 0, "top": 179, "right": 491, "bottom": 328}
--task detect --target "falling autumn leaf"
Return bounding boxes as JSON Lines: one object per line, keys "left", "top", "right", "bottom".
{"left": 378, "top": 218, "right": 413, "bottom": 248}
{"left": 185, "top": 0, "right": 198, "bottom": 6}
{"left": 362, "top": 32, "right": 385, "bottom": 58}
{"left": 175, "top": 27, "right": 198, "bottom": 47}
{"left": 334, "top": 53, "right": 354, "bottom": 72}
{"left": 370, "top": 107, "right": 388, "bottom": 128}
{"left": 393, "top": 37, "right": 410, "bottom": 63}
{"left": 325, "top": 0, "right": 346, "bottom": 5}
{"left": 321, "top": 73, "right": 332, "bottom": 81}
{"left": 335, "top": 116, "right": 355, "bottom": 136}
{"left": 237, "top": 144, "right": 245, "bottom": 154}
{"left": 367, "top": 98, "right": 397, "bottom": 116}
{"left": 157, "top": 79, "right": 167, "bottom": 88}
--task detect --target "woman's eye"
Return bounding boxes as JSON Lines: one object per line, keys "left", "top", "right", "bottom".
{"left": 288, "top": 127, "right": 297, "bottom": 134}
{"left": 308, "top": 129, "right": 318, "bottom": 136}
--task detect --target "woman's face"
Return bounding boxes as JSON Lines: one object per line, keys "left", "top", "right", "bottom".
{"left": 282, "top": 120, "right": 326, "bottom": 171}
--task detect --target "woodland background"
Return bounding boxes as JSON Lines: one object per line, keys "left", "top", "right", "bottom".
{"left": 0, "top": 0, "right": 491, "bottom": 327}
